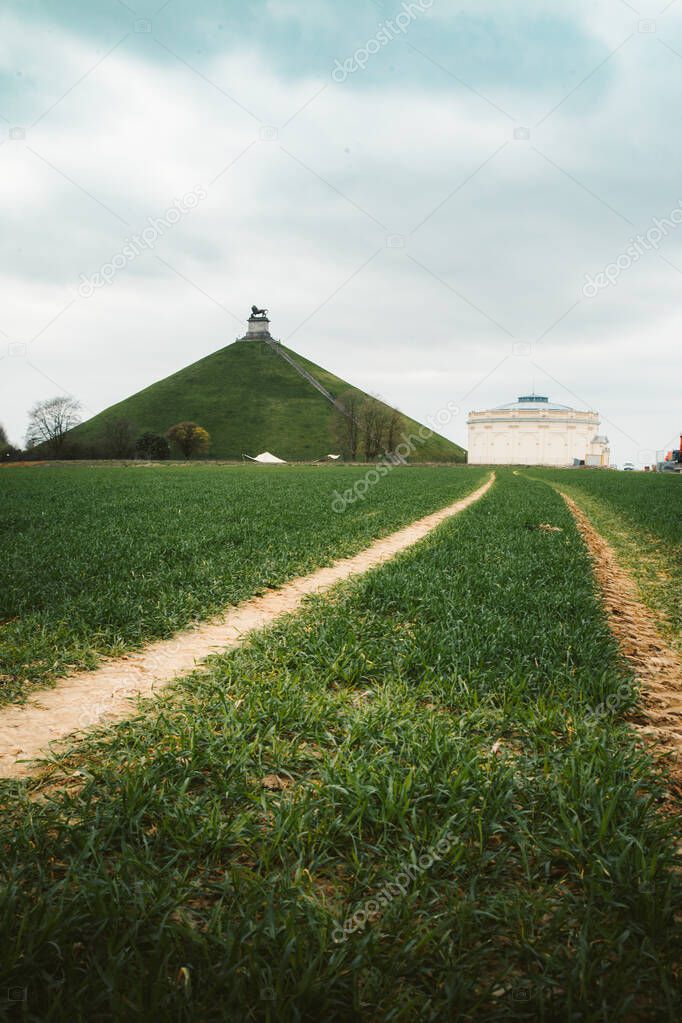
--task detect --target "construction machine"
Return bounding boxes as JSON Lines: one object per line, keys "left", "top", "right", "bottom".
{"left": 660, "top": 435, "right": 682, "bottom": 472}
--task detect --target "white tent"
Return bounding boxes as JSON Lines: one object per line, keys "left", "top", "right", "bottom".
{"left": 243, "top": 451, "right": 287, "bottom": 464}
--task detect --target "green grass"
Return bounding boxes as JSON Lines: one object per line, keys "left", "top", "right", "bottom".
{"left": 69, "top": 339, "right": 465, "bottom": 462}
{"left": 528, "top": 469, "right": 682, "bottom": 550}
{"left": 528, "top": 469, "right": 682, "bottom": 655}
{"left": 0, "top": 463, "right": 485, "bottom": 704}
{"left": 1, "top": 470, "right": 679, "bottom": 1021}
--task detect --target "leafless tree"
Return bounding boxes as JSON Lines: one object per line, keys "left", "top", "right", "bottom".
{"left": 25, "top": 396, "right": 81, "bottom": 456}
{"left": 362, "top": 404, "right": 379, "bottom": 461}
{"left": 102, "top": 418, "right": 137, "bottom": 459}
{"left": 386, "top": 408, "right": 406, "bottom": 455}
{"left": 359, "top": 399, "right": 391, "bottom": 460}
{"left": 334, "top": 391, "right": 361, "bottom": 460}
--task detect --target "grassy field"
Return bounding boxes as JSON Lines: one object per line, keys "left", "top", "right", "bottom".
{"left": 528, "top": 469, "right": 682, "bottom": 548}
{"left": 0, "top": 463, "right": 485, "bottom": 704}
{"left": 529, "top": 469, "right": 682, "bottom": 655}
{"left": 1, "top": 471, "right": 679, "bottom": 1021}
{"left": 69, "top": 339, "right": 465, "bottom": 462}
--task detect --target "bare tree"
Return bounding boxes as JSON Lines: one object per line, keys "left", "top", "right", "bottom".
{"left": 102, "top": 418, "right": 137, "bottom": 459}
{"left": 364, "top": 405, "right": 378, "bottom": 461}
{"left": 386, "top": 408, "right": 406, "bottom": 455}
{"left": 358, "top": 399, "right": 391, "bottom": 461}
{"left": 334, "top": 395, "right": 406, "bottom": 462}
{"left": 25, "top": 396, "right": 81, "bottom": 456}
{"left": 334, "top": 391, "right": 361, "bottom": 460}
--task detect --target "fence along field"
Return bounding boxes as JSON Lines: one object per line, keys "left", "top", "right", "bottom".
{"left": 0, "top": 464, "right": 486, "bottom": 705}
{"left": 1, "top": 471, "right": 680, "bottom": 1021}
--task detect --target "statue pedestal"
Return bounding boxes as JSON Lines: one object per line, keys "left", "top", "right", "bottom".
{"left": 245, "top": 315, "right": 270, "bottom": 339}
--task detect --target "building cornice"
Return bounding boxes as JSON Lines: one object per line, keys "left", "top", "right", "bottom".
{"left": 468, "top": 415, "right": 598, "bottom": 426}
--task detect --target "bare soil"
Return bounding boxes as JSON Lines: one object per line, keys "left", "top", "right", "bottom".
{"left": 560, "top": 491, "right": 682, "bottom": 787}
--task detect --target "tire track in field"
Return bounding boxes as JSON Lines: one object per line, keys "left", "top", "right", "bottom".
{"left": 560, "top": 490, "right": 682, "bottom": 785}
{"left": 0, "top": 473, "right": 495, "bottom": 780}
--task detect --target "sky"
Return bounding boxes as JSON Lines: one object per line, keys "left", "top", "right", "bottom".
{"left": 1, "top": 0, "right": 681, "bottom": 466}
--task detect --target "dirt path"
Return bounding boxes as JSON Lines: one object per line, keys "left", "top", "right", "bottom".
{"left": 0, "top": 473, "right": 494, "bottom": 780}
{"left": 560, "top": 490, "right": 682, "bottom": 785}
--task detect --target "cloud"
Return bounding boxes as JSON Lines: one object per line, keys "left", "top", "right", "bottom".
{"left": 1, "top": 0, "right": 681, "bottom": 465}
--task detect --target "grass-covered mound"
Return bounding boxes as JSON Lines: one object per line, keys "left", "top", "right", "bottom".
{"left": 70, "top": 339, "right": 465, "bottom": 462}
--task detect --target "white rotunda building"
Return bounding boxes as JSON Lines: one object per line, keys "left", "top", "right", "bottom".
{"left": 467, "top": 394, "right": 610, "bottom": 467}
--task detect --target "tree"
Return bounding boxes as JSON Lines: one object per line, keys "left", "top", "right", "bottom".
{"left": 358, "top": 399, "right": 390, "bottom": 461}
{"left": 135, "top": 431, "right": 170, "bottom": 460}
{"left": 166, "top": 421, "right": 210, "bottom": 459}
{"left": 25, "top": 396, "right": 81, "bottom": 457}
{"left": 386, "top": 408, "right": 406, "bottom": 455}
{"left": 334, "top": 391, "right": 361, "bottom": 460}
{"left": 102, "top": 418, "right": 137, "bottom": 459}
{"left": 0, "top": 423, "right": 20, "bottom": 461}
{"left": 334, "top": 395, "right": 405, "bottom": 462}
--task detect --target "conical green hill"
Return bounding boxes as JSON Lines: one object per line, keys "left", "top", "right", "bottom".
{"left": 71, "top": 338, "right": 465, "bottom": 462}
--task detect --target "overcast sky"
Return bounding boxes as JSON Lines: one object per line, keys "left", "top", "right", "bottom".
{"left": 1, "top": 0, "right": 681, "bottom": 466}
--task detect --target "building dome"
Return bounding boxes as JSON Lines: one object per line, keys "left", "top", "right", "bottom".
{"left": 493, "top": 395, "right": 575, "bottom": 412}
{"left": 466, "top": 394, "right": 609, "bottom": 467}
